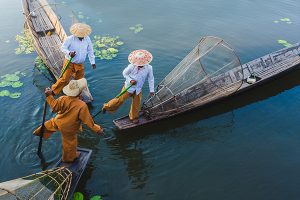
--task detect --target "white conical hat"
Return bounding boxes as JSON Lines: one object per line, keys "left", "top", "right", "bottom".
{"left": 128, "top": 50, "right": 153, "bottom": 66}
{"left": 70, "top": 23, "right": 92, "bottom": 37}
{"left": 63, "top": 78, "right": 87, "bottom": 97}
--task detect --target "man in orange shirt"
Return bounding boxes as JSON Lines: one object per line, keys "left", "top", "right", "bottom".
{"left": 34, "top": 78, "right": 103, "bottom": 162}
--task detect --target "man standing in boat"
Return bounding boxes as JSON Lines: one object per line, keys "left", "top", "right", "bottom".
{"left": 102, "top": 50, "right": 155, "bottom": 124}
{"left": 51, "top": 23, "right": 96, "bottom": 95}
{"left": 34, "top": 78, "right": 103, "bottom": 162}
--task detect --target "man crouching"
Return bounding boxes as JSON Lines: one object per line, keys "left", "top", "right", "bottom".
{"left": 33, "top": 78, "right": 103, "bottom": 162}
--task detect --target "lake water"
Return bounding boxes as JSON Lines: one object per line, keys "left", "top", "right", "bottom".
{"left": 0, "top": 0, "right": 300, "bottom": 199}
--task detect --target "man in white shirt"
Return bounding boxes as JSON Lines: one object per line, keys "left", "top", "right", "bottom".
{"left": 51, "top": 23, "right": 96, "bottom": 95}
{"left": 102, "top": 50, "right": 155, "bottom": 123}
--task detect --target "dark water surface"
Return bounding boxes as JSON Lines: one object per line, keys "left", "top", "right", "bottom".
{"left": 0, "top": 0, "right": 300, "bottom": 199}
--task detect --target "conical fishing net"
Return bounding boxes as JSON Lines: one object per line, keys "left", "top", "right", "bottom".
{"left": 142, "top": 36, "right": 244, "bottom": 118}
{"left": 0, "top": 167, "right": 72, "bottom": 200}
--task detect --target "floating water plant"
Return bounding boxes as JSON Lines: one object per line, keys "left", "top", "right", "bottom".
{"left": 129, "top": 24, "right": 144, "bottom": 34}
{"left": 273, "top": 18, "right": 292, "bottom": 24}
{"left": 0, "top": 90, "right": 10, "bottom": 97}
{"left": 277, "top": 39, "right": 292, "bottom": 47}
{"left": 93, "top": 35, "right": 124, "bottom": 60}
{"left": 72, "top": 192, "right": 103, "bottom": 200}
{"left": 15, "top": 29, "right": 35, "bottom": 54}
{"left": 77, "top": 11, "right": 89, "bottom": 20}
{"left": 9, "top": 92, "right": 21, "bottom": 99}
{"left": 0, "top": 71, "right": 26, "bottom": 99}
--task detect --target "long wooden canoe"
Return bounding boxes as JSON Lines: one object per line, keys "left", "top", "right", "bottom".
{"left": 22, "top": 0, "right": 93, "bottom": 103}
{"left": 114, "top": 43, "right": 300, "bottom": 130}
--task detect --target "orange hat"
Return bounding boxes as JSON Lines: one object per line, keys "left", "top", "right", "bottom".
{"left": 128, "top": 50, "right": 153, "bottom": 66}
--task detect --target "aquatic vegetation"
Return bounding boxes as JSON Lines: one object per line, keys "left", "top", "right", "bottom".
{"left": 0, "top": 90, "right": 10, "bottom": 97}
{"left": 9, "top": 92, "right": 21, "bottom": 99}
{"left": 72, "top": 192, "right": 103, "bottom": 200}
{"left": 277, "top": 39, "right": 292, "bottom": 47}
{"left": 129, "top": 24, "right": 144, "bottom": 34}
{"left": 93, "top": 35, "right": 124, "bottom": 60}
{"left": 15, "top": 29, "right": 35, "bottom": 54}
{"left": 0, "top": 71, "right": 26, "bottom": 99}
{"left": 77, "top": 11, "right": 90, "bottom": 20}
{"left": 273, "top": 18, "right": 292, "bottom": 24}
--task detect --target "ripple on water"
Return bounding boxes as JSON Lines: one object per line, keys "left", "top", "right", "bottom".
{"left": 16, "top": 138, "right": 61, "bottom": 169}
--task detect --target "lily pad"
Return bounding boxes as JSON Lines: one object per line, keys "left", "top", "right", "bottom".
{"left": 90, "top": 195, "right": 103, "bottom": 200}
{"left": 9, "top": 92, "right": 21, "bottom": 99}
{"left": 93, "top": 35, "right": 124, "bottom": 61}
{"left": 2, "top": 74, "right": 20, "bottom": 82}
{"left": 15, "top": 29, "right": 35, "bottom": 55}
{"left": 277, "top": 39, "right": 292, "bottom": 47}
{"left": 130, "top": 24, "right": 144, "bottom": 34}
{"left": 280, "top": 18, "right": 290, "bottom": 22}
{"left": 72, "top": 192, "right": 84, "bottom": 200}
{"left": 0, "top": 81, "right": 12, "bottom": 87}
{"left": 0, "top": 90, "right": 10, "bottom": 96}
{"left": 11, "top": 81, "right": 23, "bottom": 88}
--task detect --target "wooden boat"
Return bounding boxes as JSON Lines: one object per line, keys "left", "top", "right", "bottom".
{"left": 56, "top": 147, "right": 92, "bottom": 200}
{"left": 0, "top": 148, "right": 92, "bottom": 200}
{"left": 22, "top": 0, "right": 93, "bottom": 103}
{"left": 114, "top": 37, "right": 300, "bottom": 130}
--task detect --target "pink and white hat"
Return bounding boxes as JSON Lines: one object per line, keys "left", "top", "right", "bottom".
{"left": 128, "top": 50, "right": 153, "bottom": 66}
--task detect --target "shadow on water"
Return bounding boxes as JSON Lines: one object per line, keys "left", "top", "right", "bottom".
{"left": 115, "top": 67, "right": 300, "bottom": 140}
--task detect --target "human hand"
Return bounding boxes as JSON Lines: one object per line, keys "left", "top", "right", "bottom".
{"left": 149, "top": 92, "right": 155, "bottom": 97}
{"left": 69, "top": 51, "right": 76, "bottom": 58}
{"left": 130, "top": 80, "right": 137, "bottom": 85}
{"left": 44, "top": 87, "right": 53, "bottom": 97}
{"left": 92, "top": 64, "right": 96, "bottom": 69}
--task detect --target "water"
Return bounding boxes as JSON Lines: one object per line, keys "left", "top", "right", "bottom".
{"left": 0, "top": 0, "right": 300, "bottom": 199}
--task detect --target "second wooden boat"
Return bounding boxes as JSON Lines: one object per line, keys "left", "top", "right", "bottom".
{"left": 114, "top": 36, "right": 300, "bottom": 130}
{"left": 22, "top": 0, "right": 93, "bottom": 103}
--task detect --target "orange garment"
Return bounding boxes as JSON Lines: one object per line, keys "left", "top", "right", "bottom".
{"left": 33, "top": 95, "right": 101, "bottom": 162}
{"left": 103, "top": 86, "right": 142, "bottom": 120}
{"left": 51, "top": 59, "right": 85, "bottom": 95}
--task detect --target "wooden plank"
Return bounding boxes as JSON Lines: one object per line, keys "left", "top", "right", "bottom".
{"left": 56, "top": 147, "right": 92, "bottom": 200}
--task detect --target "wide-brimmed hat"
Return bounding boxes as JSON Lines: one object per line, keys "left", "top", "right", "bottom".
{"left": 63, "top": 78, "right": 87, "bottom": 97}
{"left": 70, "top": 23, "right": 92, "bottom": 38}
{"left": 128, "top": 50, "right": 153, "bottom": 66}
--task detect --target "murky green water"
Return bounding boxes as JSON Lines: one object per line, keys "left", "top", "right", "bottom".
{"left": 0, "top": 0, "right": 300, "bottom": 199}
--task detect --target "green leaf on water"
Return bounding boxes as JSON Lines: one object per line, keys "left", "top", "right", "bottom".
{"left": 0, "top": 90, "right": 10, "bottom": 97}
{"left": 3, "top": 74, "right": 20, "bottom": 82}
{"left": 273, "top": 20, "right": 279, "bottom": 23}
{"left": 11, "top": 81, "right": 23, "bottom": 88}
{"left": 277, "top": 39, "right": 288, "bottom": 44}
{"left": 280, "top": 18, "right": 290, "bottom": 22}
{"left": 90, "top": 195, "right": 103, "bottom": 200}
{"left": 0, "top": 81, "right": 12, "bottom": 87}
{"left": 9, "top": 92, "right": 21, "bottom": 99}
{"left": 93, "top": 35, "right": 123, "bottom": 61}
{"left": 72, "top": 192, "right": 84, "bottom": 200}
{"left": 78, "top": 14, "right": 85, "bottom": 19}
{"left": 15, "top": 29, "right": 35, "bottom": 55}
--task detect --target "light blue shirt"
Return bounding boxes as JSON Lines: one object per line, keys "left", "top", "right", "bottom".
{"left": 61, "top": 35, "right": 95, "bottom": 64}
{"left": 123, "top": 64, "right": 155, "bottom": 95}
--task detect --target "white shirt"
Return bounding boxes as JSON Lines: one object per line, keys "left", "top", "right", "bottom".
{"left": 61, "top": 35, "right": 95, "bottom": 64}
{"left": 123, "top": 64, "right": 155, "bottom": 95}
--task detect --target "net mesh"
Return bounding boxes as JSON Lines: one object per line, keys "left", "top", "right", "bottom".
{"left": 0, "top": 167, "right": 72, "bottom": 200}
{"left": 142, "top": 36, "right": 244, "bottom": 118}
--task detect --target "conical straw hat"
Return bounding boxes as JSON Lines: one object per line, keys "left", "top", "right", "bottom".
{"left": 70, "top": 23, "right": 92, "bottom": 37}
{"left": 128, "top": 50, "right": 153, "bottom": 66}
{"left": 63, "top": 78, "right": 87, "bottom": 97}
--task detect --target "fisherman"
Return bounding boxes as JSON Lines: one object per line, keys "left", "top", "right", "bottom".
{"left": 102, "top": 50, "right": 155, "bottom": 124}
{"left": 51, "top": 23, "right": 96, "bottom": 95}
{"left": 34, "top": 78, "right": 103, "bottom": 162}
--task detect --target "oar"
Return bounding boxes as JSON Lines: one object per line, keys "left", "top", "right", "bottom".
{"left": 58, "top": 57, "right": 73, "bottom": 79}
{"left": 37, "top": 100, "right": 48, "bottom": 156}
{"left": 36, "top": 57, "right": 71, "bottom": 158}
{"left": 93, "top": 83, "right": 133, "bottom": 118}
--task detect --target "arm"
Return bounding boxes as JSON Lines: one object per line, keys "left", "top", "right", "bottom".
{"left": 87, "top": 36, "right": 96, "bottom": 65}
{"left": 46, "top": 95, "right": 62, "bottom": 113}
{"left": 148, "top": 65, "right": 155, "bottom": 93}
{"left": 79, "top": 105, "right": 102, "bottom": 133}
{"left": 61, "top": 36, "right": 72, "bottom": 56}
{"left": 123, "top": 64, "right": 134, "bottom": 83}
